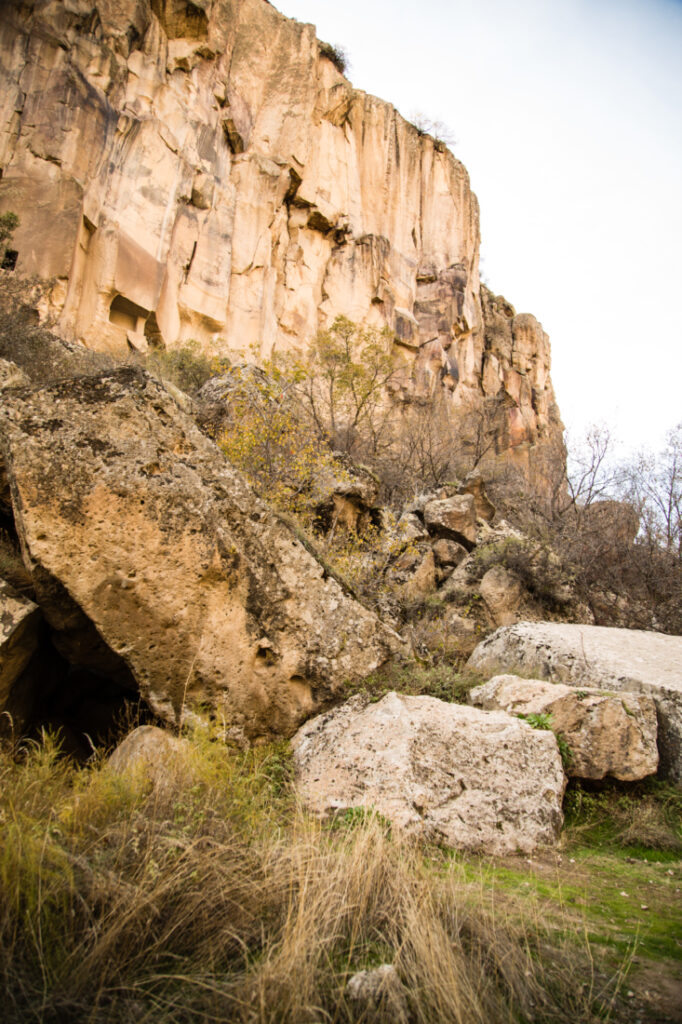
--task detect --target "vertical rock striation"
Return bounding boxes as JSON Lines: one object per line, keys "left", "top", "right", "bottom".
{"left": 0, "top": 0, "right": 563, "bottom": 470}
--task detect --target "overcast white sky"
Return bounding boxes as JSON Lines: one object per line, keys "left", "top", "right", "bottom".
{"left": 274, "top": 0, "right": 682, "bottom": 453}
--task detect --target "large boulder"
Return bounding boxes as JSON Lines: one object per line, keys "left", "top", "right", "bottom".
{"left": 423, "top": 494, "right": 477, "bottom": 548}
{"left": 470, "top": 674, "right": 658, "bottom": 781}
{"left": 108, "top": 725, "right": 189, "bottom": 780}
{"left": 467, "top": 622, "right": 682, "bottom": 783}
{"left": 0, "top": 369, "right": 404, "bottom": 740}
{"left": 292, "top": 692, "right": 566, "bottom": 854}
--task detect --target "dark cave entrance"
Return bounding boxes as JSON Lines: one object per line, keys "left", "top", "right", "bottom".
{"left": 1, "top": 506, "right": 155, "bottom": 760}
{"left": 16, "top": 632, "right": 156, "bottom": 761}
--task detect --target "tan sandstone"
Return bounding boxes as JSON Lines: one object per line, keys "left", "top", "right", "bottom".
{"left": 0, "top": 369, "right": 404, "bottom": 739}
{"left": 0, "top": 0, "right": 563, "bottom": 479}
{"left": 470, "top": 674, "right": 658, "bottom": 781}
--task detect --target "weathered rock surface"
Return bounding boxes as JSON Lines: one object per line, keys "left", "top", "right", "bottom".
{"left": 423, "top": 494, "right": 477, "bottom": 548}
{"left": 345, "top": 964, "right": 409, "bottom": 1024}
{"left": 0, "top": 579, "right": 41, "bottom": 711}
{"left": 0, "top": 368, "right": 403, "bottom": 739}
{"left": 468, "top": 622, "right": 682, "bottom": 783}
{"left": 0, "top": 0, "right": 563, "bottom": 476}
{"left": 479, "top": 566, "right": 524, "bottom": 627}
{"left": 292, "top": 692, "right": 566, "bottom": 854}
{"left": 108, "top": 725, "right": 189, "bottom": 777}
{"left": 470, "top": 674, "right": 658, "bottom": 781}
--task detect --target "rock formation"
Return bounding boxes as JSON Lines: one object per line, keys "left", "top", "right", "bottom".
{"left": 469, "top": 674, "right": 659, "bottom": 782}
{"left": 0, "top": 0, "right": 563, "bottom": 478}
{"left": 0, "top": 368, "right": 403, "bottom": 741}
{"left": 468, "top": 622, "right": 682, "bottom": 784}
{"left": 292, "top": 691, "right": 566, "bottom": 854}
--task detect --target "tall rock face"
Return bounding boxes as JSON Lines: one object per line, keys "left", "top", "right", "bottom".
{"left": 0, "top": 0, "right": 562, "bottom": 470}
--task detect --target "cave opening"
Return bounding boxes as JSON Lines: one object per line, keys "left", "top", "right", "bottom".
{"left": 2, "top": 249, "right": 18, "bottom": 271}
{"left": 16, "top": 633, "right": 156, "bottom": 760}
{"left": 1, "top": 511, "right": 156, "bottom": 760}
{"left": 108, "top": 293, "right": 149, "bottom": 333}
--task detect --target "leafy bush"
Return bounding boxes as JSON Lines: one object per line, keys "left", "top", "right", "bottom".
{"left": 147, "top": 340, "right": 230, "bottom": 395}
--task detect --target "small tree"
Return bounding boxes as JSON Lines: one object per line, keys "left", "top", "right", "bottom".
{"left": 297, "top": 316, "right": 400, "bottom": 458}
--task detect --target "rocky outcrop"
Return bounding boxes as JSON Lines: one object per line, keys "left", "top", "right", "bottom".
{"left": 0, "top": 0, "right": 563, "bottom": 475}
{"left": 0, "top": 368, "right": 403, "bottom": 740}
{"left": 467, "top": 622, "right": 682, "bottom": 784}
{"left": 292, "top": 691, "right": 566, "bottom": 854}
{"left": 470, "top": 674, "right": 659, "bottom": 781}
{"left": 0, "top": 580, "right": 41, "bottom": 712}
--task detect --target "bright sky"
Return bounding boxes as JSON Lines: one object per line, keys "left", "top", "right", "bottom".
{"left": 274, "top": 0, "right": 682, "bottom": 453}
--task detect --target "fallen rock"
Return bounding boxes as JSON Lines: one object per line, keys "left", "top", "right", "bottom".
{"left": 470, "top": 674, "right": 658, "bottom": 781}
{"left": 432, "top": 537, "right": 468, "bottom": 568}
{"left": 292, "top": 692, "right": 566, "bottom": 854}
{"left": 467, "top": 622, "right": 682, "bottom": 783}
{"left": 0, "top": 369, "right": 404, "bottom": 739}
{"left": 400, "top": 549, "right": 437, "bottom": 599}
{"left": 423, "top": 494, "right": 477, "bottom": 548}
{"left": 108, "top": 725, "right": 189, "bottom": 778}
{"left": 458, "top": 471, "right": 495, "bottom": 522}
{"left": 395, "top": 512, "right": 429, "bottom": 542}
{"left": 345, "top": 964, "right": 409, "bottom": 1024}
{"left": 0, "top": 579, "right": 42, "bottom": 712}
{"left": 479, "top": 565, "right": 524, "bottom": 627}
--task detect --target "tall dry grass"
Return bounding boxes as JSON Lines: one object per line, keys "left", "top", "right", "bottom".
{"left": 0, "top": 731, "right": 626, "bottom": 1023}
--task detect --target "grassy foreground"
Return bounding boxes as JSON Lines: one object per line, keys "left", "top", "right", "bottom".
{"left": 1, "top": 731, "right": 680, "bottom": 1024}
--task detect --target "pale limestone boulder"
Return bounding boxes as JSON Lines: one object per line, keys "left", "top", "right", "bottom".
{"left": 0, "top": 580, "right": 41, "bottom": 712}
{"left": 292, "top": 692, "right": 566, "bottom": 854}
{"left": 423, "top": 494, "right": 477, "bottom": 548}
{"left": 479, "top": 565, "right": 524, "bottom": 627}
{"left": 470, "top": 675, "right": 658, "bottom": 781}
{"left": 345, "top": 965, "right": 409, "bottom": 1024}
{"left": 467, "top": 622, "right": 682, "bottom": 783}
{"left": 0, "top": 369, "right": 404, "bottom": 740}
{"left": 108, "top": 725, "right": 188, "bottom": 779}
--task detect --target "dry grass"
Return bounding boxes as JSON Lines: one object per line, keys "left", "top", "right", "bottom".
{"left": 0, "top": 731, "right": 629, "bottom": 1023}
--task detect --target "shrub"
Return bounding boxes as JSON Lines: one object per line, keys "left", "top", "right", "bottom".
{"left": 318, "top": 41, "right": 349, "bottom": 74}
{"left": 471, "top": 535, "right": 571, "bottom": 607}
{"left": 147, "top": 340, "right": 229, "bottom": 395}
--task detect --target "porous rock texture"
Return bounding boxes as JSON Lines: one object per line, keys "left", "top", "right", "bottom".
{"left": 292, "top": 692, "right": 566, "bottom": 854}
{"left": 0, "top": 368, "right": 403, "bottom": 739}
{"left": 470, "top": 674, "right": 658, "bottom": 782}
{"left": 468, "top": 622, "right": 682, "bottom": 784}
{"left": 0, "top": 0, "right": 562, "bottom": 477}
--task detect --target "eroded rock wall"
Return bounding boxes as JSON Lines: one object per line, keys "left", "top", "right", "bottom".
{"left": 0, "top": 0, "right": 562, "bottom": 467}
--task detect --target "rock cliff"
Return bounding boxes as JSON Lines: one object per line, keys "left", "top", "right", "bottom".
{"left": 0, "top": 0, "right": 563, "bottom": 473}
